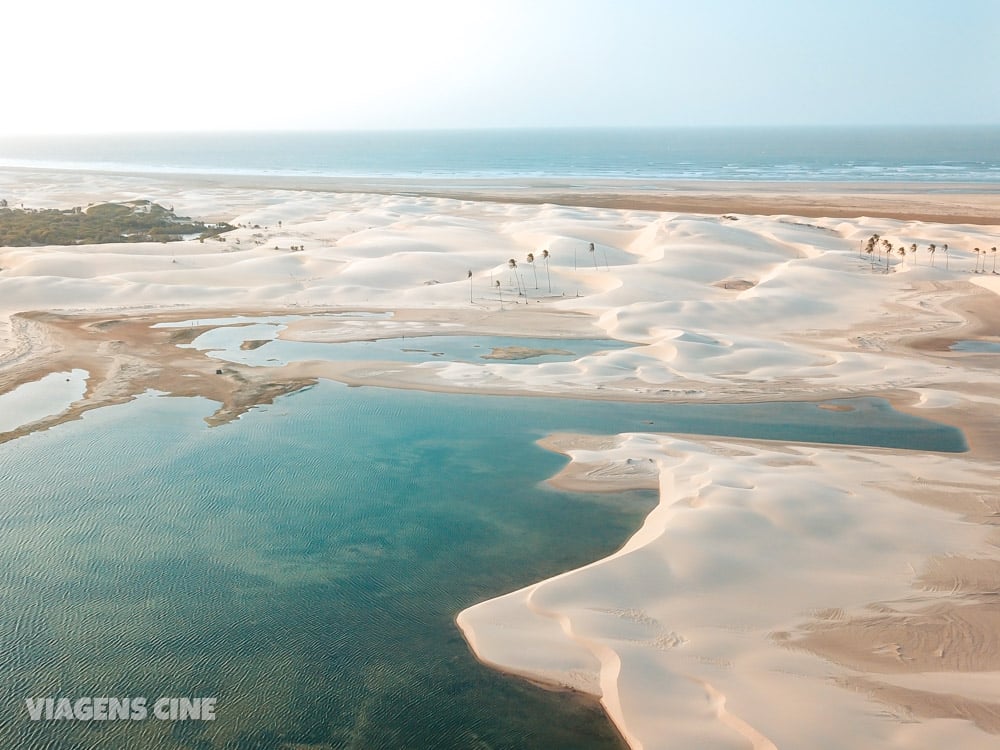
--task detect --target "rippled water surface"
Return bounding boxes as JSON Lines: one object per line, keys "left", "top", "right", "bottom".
{"left": 0, "top": 384, "right": 966, "bottom": 749}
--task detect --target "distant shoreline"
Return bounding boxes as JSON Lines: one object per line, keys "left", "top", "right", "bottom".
{"left": 3, "top": 165, "right": 999, "bottom": 225}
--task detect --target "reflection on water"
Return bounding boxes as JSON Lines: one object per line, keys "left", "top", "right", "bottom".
{"left": 0, "top": 384, "right": 967, "bottom": 749}
{"left": 203, "top": 333, "right": 628, "bottom": 367}
{"left": 950, "top": 339, "right": 1000, "bottom": 353}
{"left": 157, "top": 314, "right": 631, "bottom": 367}
{"left": 0, "top": 369, "right": 88, "bottom": 433}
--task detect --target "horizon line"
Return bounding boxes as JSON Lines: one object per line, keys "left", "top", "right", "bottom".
{"left": 1, "top": 123, "right": 999, "bottom": 139}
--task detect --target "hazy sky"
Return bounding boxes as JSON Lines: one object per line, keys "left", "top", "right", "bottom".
{"left": 2, "top": 0, "right": 997, "bottom": 135}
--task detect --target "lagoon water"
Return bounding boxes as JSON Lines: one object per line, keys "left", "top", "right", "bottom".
{"left": 192, "top": 331, "right": 630, "bottom": 368}
{"left": 950, "top": 339, "right": 1000, "bottom": 353}
{"left": 0, "top": 379, "right": 966, "bottom": 750}
{"left": 0, "top": 369, "right": 88, "bottom": 434}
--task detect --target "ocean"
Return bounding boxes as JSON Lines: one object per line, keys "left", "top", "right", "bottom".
{"left": 0, "top": 127, "right": 998, "bottom": 182}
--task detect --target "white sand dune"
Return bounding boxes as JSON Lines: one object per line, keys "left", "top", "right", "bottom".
{"left": 459, "top": 435, "right": 998, "bottom": 749}
{"left": 2, "top": 167, "right": 1000, "bottom": 747}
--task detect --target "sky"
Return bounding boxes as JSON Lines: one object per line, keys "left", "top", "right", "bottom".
{"left": 1, "top": 0, "right": 998, "bottom": 135}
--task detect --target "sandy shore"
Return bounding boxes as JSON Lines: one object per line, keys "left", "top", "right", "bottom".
{"left": 3, "top": 166, "right": 1000, "bottom": 223}
{"left": 2, "top": 167, "right": 1000, "bottom": 748}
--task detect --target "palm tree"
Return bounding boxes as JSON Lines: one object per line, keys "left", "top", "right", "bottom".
{"left": 974, "top": 248, "right": 981, "bottom": 273}
{"left": 884, "top": 242, "right": 893, "bottom": 273}
{"left": 910, "top": 243, "right": 917, "bottom": 265}
{"left": 508, "top": 258, "right": 525, "bottom": 297}
{"left": 589, "top": 242, "right": 598, "bottom": 270}
{"left": 468, "top": 269, "right": 474, "bottom": 303}
{"left": 943, "top": 243, "right": 949, "bottom": 270}
{"left": 928, "top": 243, "right": 936, "bottom": 267}
{"left": 526, "top": 252, "right": 538, "bottom": 289}
{"left": 495, "top": 279, "right": 503, "bottom": 311}
{"left": 992, "top": 247, "right": 998, "bottom": 274}
{"left": 866, "top": 239, "right": 876, "bottom": 269}
{"left": 507, "top": 258, "right": 519, "bottom": 292}
{"left": 542, "top": 249, "right": 551, "bottom": 292}
{"left": 897, "top": 245, "right": 906, "bottom": 268}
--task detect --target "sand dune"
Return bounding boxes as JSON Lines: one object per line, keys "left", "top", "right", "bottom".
{"left": 2, "top": 167, "right": 1000, "bottom": 748}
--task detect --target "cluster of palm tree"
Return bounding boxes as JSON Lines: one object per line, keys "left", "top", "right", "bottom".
{"left": 469, "top": 248, "right": 555, "bottom": 310}
{"left": 504, "top": 249, "right": 558, "bottom": 299}
{"left": 468, "top": 241, "right": 610, "bottom": 308}
{"left": 861, "top": 234, "right": 952, "bottom": 272}
{"left": 972, "top": 246, "right": 998, "bottom": 274}
{"left": 525, "top": 249, "right": 553, "bottom": 292}
{"left": 862, "top": 235, "right": 997, "bottom": 274}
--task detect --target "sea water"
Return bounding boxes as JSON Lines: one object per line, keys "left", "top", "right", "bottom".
{"left": 1, "top": 127, "right": 999, "bottom": 183}
{"left": 0, "top": 382, "right": 965, "bottom": 749}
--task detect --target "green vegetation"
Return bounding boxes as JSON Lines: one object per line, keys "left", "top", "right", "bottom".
{"left": 0, "top": 200, "right": 234, "bottom": 246}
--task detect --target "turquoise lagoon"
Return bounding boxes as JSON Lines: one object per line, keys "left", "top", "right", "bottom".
{"left": 0, "top": 380, "right": 966, "bottom": 749}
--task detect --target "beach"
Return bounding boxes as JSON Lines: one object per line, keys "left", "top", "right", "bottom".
{"left": 2, "top": 166, "right": 1000, "bottom": 748}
